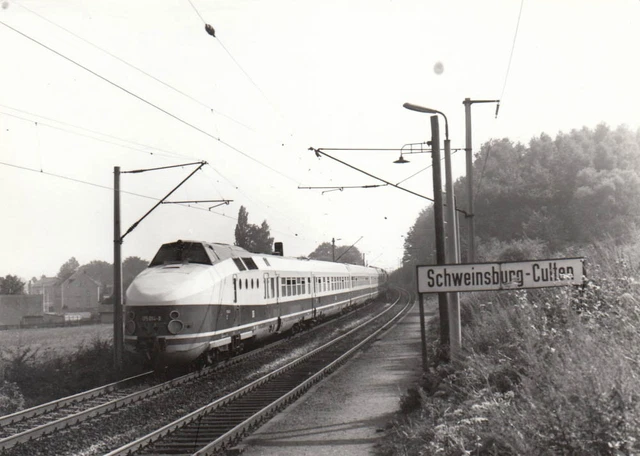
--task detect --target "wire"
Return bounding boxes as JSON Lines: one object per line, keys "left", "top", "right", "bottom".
{"left": 499, "top": 0, "right": 525, "bottom": 103}
{"left": 186, "top": 0, "right": 290, "bottom": 129}
{"left": 0, "top": 159, "right": 243, "bottom": 220}
{"left": 0, "top": 20, "right": 299, "bottom": 185}
{"left": 310, "top": 148, "right": 470, "bottom": 216}
{"left": 13, "top": 1, "right": 254, "bottom": 132}
{"left": 0, "top": 107, "right": 191, "bottom": 161}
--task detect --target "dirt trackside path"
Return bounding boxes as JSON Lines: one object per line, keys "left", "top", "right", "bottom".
{"left": 239, "top": 302, "right": 429, "bottom": 456}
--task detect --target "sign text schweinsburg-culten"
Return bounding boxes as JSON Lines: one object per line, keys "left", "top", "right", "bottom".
{"left": 417, "top": 258, "right": 585, "bottom": 293}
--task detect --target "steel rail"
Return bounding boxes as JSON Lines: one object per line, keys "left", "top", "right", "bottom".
{"left": 0, "top": 298, "right": 382, "bottom": 452}
{"left": 104, "top": 289, "right": 409, "bottom": 456}
{"left": 0, "top": 371, "right": 153, "bottom": 428}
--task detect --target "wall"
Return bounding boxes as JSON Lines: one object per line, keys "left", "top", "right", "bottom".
{"left": 0, "top": 295, "right": 43, "bottom": 326}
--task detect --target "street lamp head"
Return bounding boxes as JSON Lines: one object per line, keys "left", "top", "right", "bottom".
{"left": 403, "top": 102, "right": 449, "bottom": 140}
{"left": 403, "top": 102, "right": 439, "bottom": 115}
{"left": 393, "top": 154, "right": 410, "bottom": 164}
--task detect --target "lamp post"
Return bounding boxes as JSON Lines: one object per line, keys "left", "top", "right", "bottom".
{"left": 403, "top": 102, "right": 461, "bottom": 359}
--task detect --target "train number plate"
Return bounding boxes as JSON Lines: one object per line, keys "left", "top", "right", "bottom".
{"left": 141, "top": 315, "right": 163, "bottom": 322}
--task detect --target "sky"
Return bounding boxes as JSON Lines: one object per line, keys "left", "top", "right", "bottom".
{"left": 1, "top": 0, "right": 639, "bottom": 282}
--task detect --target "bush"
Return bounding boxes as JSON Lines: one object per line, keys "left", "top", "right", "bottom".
{"left": 378, "top": 238, "right": 640, "bottom": 455}
{"left": 3, "top": 338, "right": 144, "bottom": 408}
{"left": 0, "top": 380, "right": 25, "bottom": 415}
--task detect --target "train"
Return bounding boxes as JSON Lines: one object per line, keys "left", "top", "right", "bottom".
{"left": 124, "top": 240, "right": 388, "bottom": 368}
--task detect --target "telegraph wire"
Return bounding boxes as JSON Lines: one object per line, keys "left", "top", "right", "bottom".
{"left": 186, "top": 0, "right": 291, "bottom": 131}
{"left": 13, "top": 1, "right": 255, "bottom": 133}
{"left": 0, "top": 20, "right": 299, "bottom": 185}
{"left": 0, "top": 108, "right": 192, "bottom": 161}
{"left": 0, "top": 159, "right": 240, "bottom": 219}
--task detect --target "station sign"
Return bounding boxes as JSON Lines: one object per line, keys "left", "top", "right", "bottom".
{"left": 417, "top": 257, "right": 585, "bottom": 293}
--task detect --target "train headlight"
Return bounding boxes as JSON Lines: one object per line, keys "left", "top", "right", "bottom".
{"left": 170, "top": 310, "right": 180, "bottom": 320}
{"left": 167, "top": 319, "right": 184, "bottom": 335}
{"left": 125, "top": 320, "right": 136, "bottom": 335}
{"left": 127, "top": 311, "right": 135, "bottom": 320}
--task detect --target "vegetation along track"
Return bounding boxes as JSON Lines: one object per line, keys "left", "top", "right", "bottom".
{"left": 0, "top": 290, "right": 405, "bottom": 456}
{"left": 105, "top": 287, "right": 411, "bottom": 456}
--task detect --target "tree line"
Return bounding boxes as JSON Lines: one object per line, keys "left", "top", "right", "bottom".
{"left": 3, "top": 205, "right": 364, "bottom": 296}
{"left": 0, "top": 256, "right": 148, "bottom": 296}
{"left": 397, "top": 123, "right": 640, "bottom": 285}
{"left": 234, "top": 205, "right": 363, "bottom": 264}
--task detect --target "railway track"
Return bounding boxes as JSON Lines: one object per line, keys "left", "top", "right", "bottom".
{"left": 105, "top": 288, "right": 411, "bottom": 456}
{"left": 0, "top": 293, "right": 400, "bottom": 455}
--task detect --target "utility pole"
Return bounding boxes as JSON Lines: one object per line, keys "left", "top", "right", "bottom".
{"left": 112, "top": 161, "right": 224, "bottom": 373}
{"left": 332, "top": 238, "right": 336, "bottom": 262}
{"left": 463, "top": 98, "right": 500, "bottom": 262}
{"left": 113, "top": 167, "right": 123, "bottom": 371}
{"left": 430, "top": 115, "right": 449, "bottom": 350}
{"left": 444, "top": 138, "right": 461, "bottom": 358}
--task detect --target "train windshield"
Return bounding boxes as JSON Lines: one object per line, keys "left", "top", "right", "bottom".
{"left": 149, "top": 241, "right": 213, "bottom": 266}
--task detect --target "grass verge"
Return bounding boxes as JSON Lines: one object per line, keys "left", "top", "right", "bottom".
{"left": 378, "top": 240, "right": 640, "bottom": 455}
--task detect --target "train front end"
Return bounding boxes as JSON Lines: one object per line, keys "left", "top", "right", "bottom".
{"left": 123, "top": 241, "right": 223, "bottom": 368}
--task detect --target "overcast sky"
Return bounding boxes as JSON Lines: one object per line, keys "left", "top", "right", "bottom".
{"left": 1, "top": 0, "right": 638, "bottom": 281}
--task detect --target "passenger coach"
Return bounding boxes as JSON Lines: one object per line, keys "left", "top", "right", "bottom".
{"left": 124, "top": 240, "right": 386, "bottom": 367}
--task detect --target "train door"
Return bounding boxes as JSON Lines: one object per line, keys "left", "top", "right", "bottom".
{"left": 275, "top": 274, "right": 282, "bottom": 332}
{"left": 311, "top": 273, "right": 318, "bottom": 319}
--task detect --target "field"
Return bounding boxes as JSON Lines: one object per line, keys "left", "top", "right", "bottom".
{"left": 0, "top": 324, "right": 113, "bottom": 361}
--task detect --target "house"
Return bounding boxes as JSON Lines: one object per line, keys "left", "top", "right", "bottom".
{"left": 59, "top": 270, "right": 103, "bottom": 313}
{"left": 28, "top": 276, "right": 59, "bottom": 312}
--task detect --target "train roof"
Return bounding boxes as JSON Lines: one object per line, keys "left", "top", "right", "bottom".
{"left": 152, "top": 240, "right": 384, "bottom": 273}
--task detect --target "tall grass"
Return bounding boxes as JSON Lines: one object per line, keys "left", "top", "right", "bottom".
{"left": 379, "top": 239, "right": 640, "bottom": 455}
{"left": 1, "top": 338, "right": 144, "bottom": 414}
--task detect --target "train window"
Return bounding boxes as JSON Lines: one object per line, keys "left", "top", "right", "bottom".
{"left": 281, "top": 278, "right": 286, "bottom": 297}
{"left": 245, "top": 279, "right": 249, "bottom": 289}
{"left": 271, "top": 278, "right": 275, "bottom": 297}
{"left": 287, "top": 278, "right": 293, "bottom": 296}
{"left": 251, "top": 279, "right": 254, "bottom": 289}
{"left": 256, "top": 280, "right": 259, "bottom": 289}
{"left": 239, "top": 279, "right": 242, "bottom": 290}
{"left": 263, "top": 258, "right": 271, "bottom": 267}
{"left": 242, "top": 257, "right": 259, "bottom": 270}
{"left": 296, "top": 278, "right": 301, "bottom": 295}
{"left": 232, "top": 258, "right": 247, "bottom": 271}
{"left": 150, "top": 241, "right": 213, "bottom": 266}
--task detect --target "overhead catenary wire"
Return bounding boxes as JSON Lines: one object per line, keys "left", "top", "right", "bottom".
{"left": 13, "top": 1, "right": 255, "bottom": 133}
{"left": 499, "top": 0, "right": 525, "bottom": 103}
{"left": 475, "top": 0, "right": 524, "bottom": 200}
{"left": 0, "top": 20, "right": 299, "bottom": 186}
{"left": 0, "top": 107, "right": 192, "bottom": 161}
{"left": 309, "top": 148, "right": 469, "bottom": 217}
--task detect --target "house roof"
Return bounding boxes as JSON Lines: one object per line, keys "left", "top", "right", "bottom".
{"left": 63, "top": 270, "right": 102, "bottom": 287}
{"left": 31, "top": 277, "right": 60, "bottom": 288}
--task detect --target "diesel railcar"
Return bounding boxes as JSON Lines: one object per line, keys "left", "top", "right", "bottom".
{"left": 124, "top": 240, "right": 387, "bottom": 368}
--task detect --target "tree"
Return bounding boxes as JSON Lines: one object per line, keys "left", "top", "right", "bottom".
{"left": 79, "top": 260, "right": 112, "bottom": 286}
{"left": 57, "top": 257, "right": 79, "bottom": 282}
{"left": 308, "top": 242, "right": 364, "bottom": 265}
{"left": 234, "top": 206, "right": 251, "bottom": 250}
{"left": 123, "top": 256, "right": 148, "bottom": 290}
{"left": 234, "top": 206, "right": 274, "bottom": 254}
{"left": 0, "top": 275, "right": 25, "bottom": 295}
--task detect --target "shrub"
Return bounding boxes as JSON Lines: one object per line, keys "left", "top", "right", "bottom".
{"left": 378, "top": 237, "right": 640, "bottom": 455}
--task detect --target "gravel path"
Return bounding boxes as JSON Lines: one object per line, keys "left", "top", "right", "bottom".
{"left": 238, "top": 302, "right": 428, "bottom": 456}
